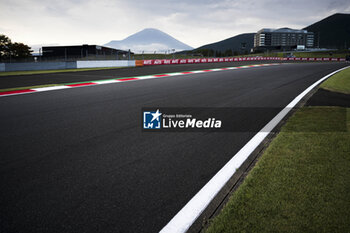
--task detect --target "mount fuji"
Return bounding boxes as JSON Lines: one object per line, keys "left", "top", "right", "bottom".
{"left": 104, "top": 28, "right": 193, "bottom": 53}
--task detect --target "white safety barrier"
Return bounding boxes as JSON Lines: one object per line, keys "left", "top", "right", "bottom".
{"left": 76, "top": 60, "right": 135, "bottom": 68}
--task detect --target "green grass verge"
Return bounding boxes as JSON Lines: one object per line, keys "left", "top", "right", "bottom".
{"left": 320, "top": 67, "right": 350, "bottom": 94}
{"left": 254, "top": 51, "right": 349, "bottom": 58}
{"left": 0, "top": 66, "right": 124, "bottom": 77}
{"left": 206, "top": 107, "right": 350, "bottom": 233}
{"left": 292, "top": 52, "right": 348, "bottom": 58}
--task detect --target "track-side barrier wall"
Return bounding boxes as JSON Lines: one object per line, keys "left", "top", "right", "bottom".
{"left": 0, "top": 57, "right": 345, "bottom": 72}
{"left": 76, "top": 60, "right": 135, "bottom": 68}
{"left": 2, "top": 61, "right": 77, "bottom": 72}
{"left": 0, "top": 63, "right": 5, "bottom": 72}
{"left": 0, "top": 60, "right": 136, "bottom": 72}
{"left": 142, "top": 57, "right": 345, "bottom": 66}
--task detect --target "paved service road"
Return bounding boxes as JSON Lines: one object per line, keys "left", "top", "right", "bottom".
{"left": 0, "top": 62, "right": 346, "bottom": 233}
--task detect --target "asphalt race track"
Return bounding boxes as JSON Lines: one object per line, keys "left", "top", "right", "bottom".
{"left": 2, "top": 60, "right": 286, "bottom": 89}
{"left": 0, "top": 62, "right": 347, "bottom": 233}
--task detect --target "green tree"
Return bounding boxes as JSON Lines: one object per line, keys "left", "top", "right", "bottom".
{"left": 224, "top": 49, "right": 233, "bottom": 57}
{"left": 196, "top": 49, "right": 209, "bottom": 57}
{"left": 214, "top": 50, "right": 222, "bottom": 57}
{"left": 195, "top": 49, "right": 216, "bottom": 57}
{"left": 0, "top": 34, "right": 12, "bottom": 60}
{"left": 0, "top": 34, "right": 32, "bottom": 60}
{"left": 10, "top": 42, "right": 32, "bottom": 59}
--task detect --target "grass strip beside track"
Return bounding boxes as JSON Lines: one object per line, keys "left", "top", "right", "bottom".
{"left": 206, "top": 107, "right": 350, "bottom": 233}
{"left": 320, "top": 67, "right": 350, "bottom": 94}
{"left": 205, "top": 67, "right": 350, "bottom": 233}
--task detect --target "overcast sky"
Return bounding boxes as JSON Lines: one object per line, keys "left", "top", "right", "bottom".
{"left": 1, "top": 0, "right": 349, "bottom": 48}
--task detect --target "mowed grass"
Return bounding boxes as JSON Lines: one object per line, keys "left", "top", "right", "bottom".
{"left": 320, "top": 67, "right": 350, "bottom": 94}
{"left": 292, "top": 51, "right": 348, "bottom": 58}
{"left": 0, "top": 66, "right": 124, "bottom": 77}
{"left": 206, "top": 107, "right": 350, "bottom": 233}
{"left": 206, "top": 68, "right": 350, "bottom": 233}
{"left": 251, "top": 51, "right": 349, "bottom": 58}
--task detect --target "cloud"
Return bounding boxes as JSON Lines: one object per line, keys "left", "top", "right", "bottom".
{"left": 0, "top": 0, "right": 349, "bottom": 48}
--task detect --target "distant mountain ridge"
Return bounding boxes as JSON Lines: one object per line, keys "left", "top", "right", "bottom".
{"left": 105, "top": 28, "right": 193, "bottom": 53}
{"left": 190, "top": 13, "right": 350, "bottom": 54}
{"left": 193, "top": 33, "right": 255, "bottom": 54}
{"left": 303, "top": 13, "right": 350, "bottom": 49}
{"left": 104, "top": 13, "right": 349, "bottom": 54}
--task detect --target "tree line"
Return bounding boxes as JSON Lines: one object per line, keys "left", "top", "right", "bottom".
{"left": 0, "top": 34, "right": 32, "bottom": 61}
{"left": 193, "top": 48, "right": 249, "bottom": 57}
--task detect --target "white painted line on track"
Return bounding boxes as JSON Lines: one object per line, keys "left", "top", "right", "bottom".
{"left": 134, "top": 75, "right": 155, "bottom": 80}
{"left": 159, "top": 65, "right": 350, "bottom": 233}
{"left": 93, "top": 80, "right": 120, "bottom": 84}
{"left": 189, "top": 70, "right": 206, "bottom": 74}
{"left": 0, "top": 63, "right": 280, "bottom": 98}
{"left": 167, "top": 72, "right": 184, "bottom": 76}
{"left": 32, "top": 86, "right": 72, "bottom": 92}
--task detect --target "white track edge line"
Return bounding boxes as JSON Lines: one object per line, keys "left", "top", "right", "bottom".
{"left": 0, "top": 63, "right": 279, "bottom": 98}
{"left": 94, "top": 80, "right": 120, "bottom": 84}
{"left": 159, "top": 65, "right": 350, "bottom": 233}
{"left": 32, "top": 86, "right": 72, "bottom": 91}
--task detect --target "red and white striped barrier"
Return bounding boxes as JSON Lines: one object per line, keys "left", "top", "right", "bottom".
{"left": 281, "top": 57, "right": 345, "bottom": 61}
{"left": 143, "top": 57, "right": 345, "bottom": 65}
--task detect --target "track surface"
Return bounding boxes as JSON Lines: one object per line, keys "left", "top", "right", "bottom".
{"left": 0, "top": 62, "right": 346, "bottom": 233}
{"left": 2, "top": 61, "right": 285, "bottom": 89}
